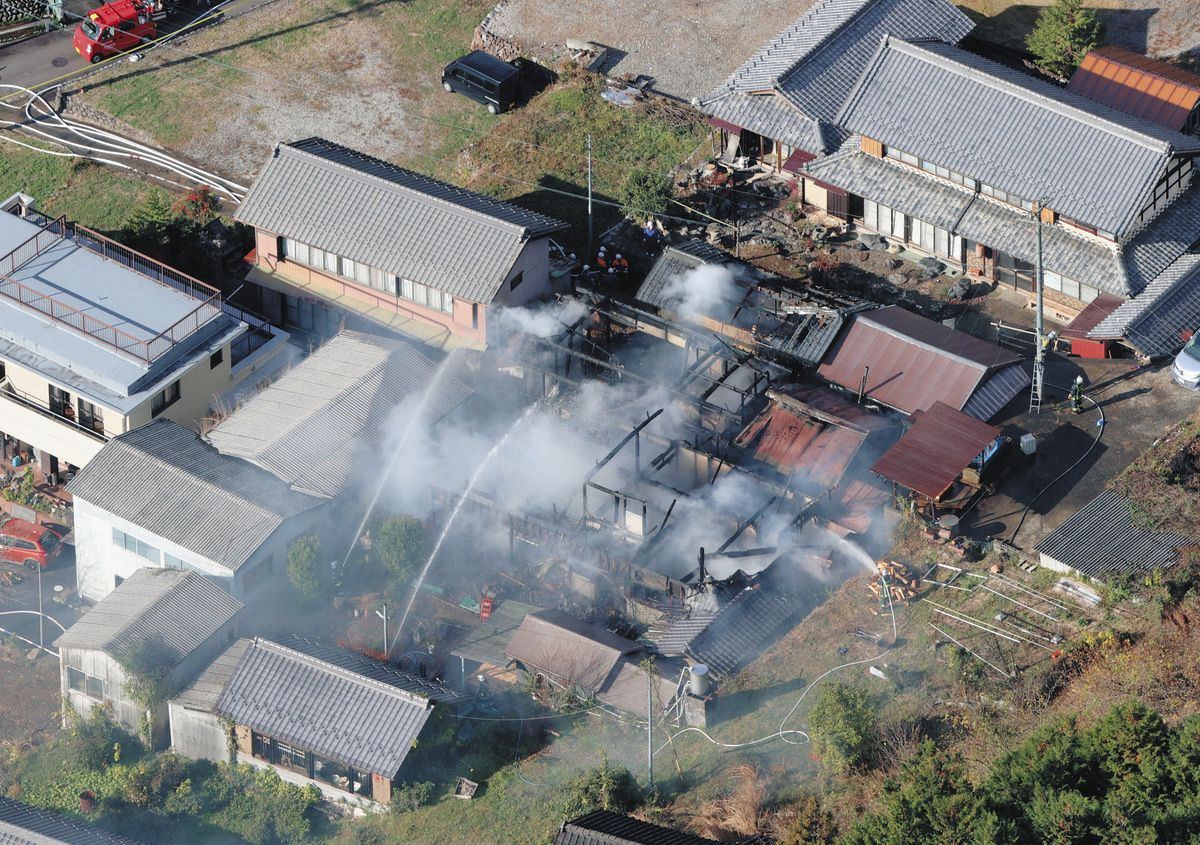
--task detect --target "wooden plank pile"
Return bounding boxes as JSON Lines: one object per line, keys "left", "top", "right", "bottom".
{"left": 868, "top": 559, "right": 921, "bottom": 604}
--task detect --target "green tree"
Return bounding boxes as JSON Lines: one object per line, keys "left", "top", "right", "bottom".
{"left": 620, "top": 166, "right": 673, "bottom": 219}
{"left": 375, "top": 515, "right": 426, "bottom": 581}
{"left": 117, "top": 634, "right": 181, "bottom": 714}
{"left": 555, "top": 755, "right": 643, "bottom": 820}
{"left": 1026, "top": 0, "right": 1102, "bottom": 80}
{"left": 808, "top": 682, "right": 877, "bottom": 773}
{"left": 287, "top": 534, "right": 324, "bottom": 603}
{"left": 123, "top": 191, "right": 176, "bottom": 253}
{"left": 842, "top": 742, "right": 996, "bottom": 845}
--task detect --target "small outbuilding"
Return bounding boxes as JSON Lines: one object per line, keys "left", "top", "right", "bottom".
{"left": 56, "top": 568, "right": 243, "bottom": 747}
{"left": 870, "top": 401, "right": 1002, "bottom": 512}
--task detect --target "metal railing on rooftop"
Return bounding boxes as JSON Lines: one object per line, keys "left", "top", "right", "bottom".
{"left": 0, "top": 215, "right": 225, "bottom": 365}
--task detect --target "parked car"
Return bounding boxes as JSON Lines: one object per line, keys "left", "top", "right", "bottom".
{"left": 0, "top": 517, "right": 63, "bottom": 570}
{"left": 1173, "top": 333, "right": 1200, "bottom": 390}
{"left": 442, "top": 50, "right": 520, "bottom": 115}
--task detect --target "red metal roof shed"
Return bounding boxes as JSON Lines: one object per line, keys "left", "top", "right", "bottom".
{"left": 816, "top": 305, "right": 1020, "bottom": 415}
{"left": 870, "top": 401, "right": 1000, "bottom": 499}
{"left": 1067, "top": 46, "right": 1200, "bottom": 131}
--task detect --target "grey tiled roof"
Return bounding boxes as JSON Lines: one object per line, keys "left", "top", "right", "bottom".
{"left": 703, "top": 0, "right": 972, "bottom": 154}
{"left": 56, "top": 568, "right": 242, "bottom": 659}
{"left": 705, "top": 92, "right": 828, "bottom": 154}
{"left": 216, "top": 638, "right": 434, "bottom": 776}
{"left": 684, "top": 585, "right": 796, "bottom": 678}
{"left": 1089, "top": 252, "right": 1200, "bottom": 357}
{"left": 960, "top": 363, "right": 1031, "bottom": 421}
{"left": 806, "top": 142, "right": 1200, "bottom": 297}
{"left": 235, "top": 138, "right": 568, "bottom": 304}
{"left": 554, "top": 810, "right": 722, "bottom": 845}
{"left": 67, "top": 419, "right": 323, "bottom": 571}
{"left": 837, "top": 39, "right": 1200, "bottom": 238}
{"left": 274, "top": 636, "right": 464, "bottom": 704}
{"left": 636, "top": 242, "right": 729, "bottom": 310}
{"left": 0, "top": 797, "right": 146, "bottom": 845}
{"left": 645, "top": 613, "right": 717, "bottom": 657}
{"left": 1035, "top": 490, "right": 1197, "bottom": 581}
{"left": 207, "top": 331, "right": 471, "bottom": 498}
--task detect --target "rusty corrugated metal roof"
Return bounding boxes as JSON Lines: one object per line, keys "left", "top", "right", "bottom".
{"left": 816, "top": 306, "right": 1019, "bottom": 415}
{"left": 1067, "top": 47, "right": 1200, "bottom": 131}
{"left": 870, "top": 401, "right": 1000, "bottom": 499}
{"left": 735, "top": 384, "right": 888, "bottom": 491}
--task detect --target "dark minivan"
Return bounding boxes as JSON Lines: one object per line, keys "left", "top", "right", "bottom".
{"left": 442, "top": 50, "right": 520, "bottom": 115}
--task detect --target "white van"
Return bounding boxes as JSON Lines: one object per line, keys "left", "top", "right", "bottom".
{"left": 1172, "top": 333, "right": 1200, "bottom": 390}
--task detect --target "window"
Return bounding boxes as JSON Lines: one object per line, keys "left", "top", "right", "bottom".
{"left": 313, "top": 755, "right": 351, "bottom": 791}
{"left": 49, "top": 385, "right": 71, "bottom": 417}
{"left": 440, "top": 292, "right": 454, "bottom": 315}
{"left": 309, "top": 246, "right": 326, "bottom": 269}
{"left": 164, "top": 552, "right": 204, "bottom": 573}
{"left": 411, "top": 282, "right": 429, "bottom": 308}
{"left": 275, "top": 741, "right": 309, "bottom": 774}
{"left": 68, "top": 667, "right": 104, "bottom": 700}
{"left": 471, "top": 303, "right": 479, "bottom": 330}
{"left": 78, "top": 398, "right": 102, "bottom": 434}
{"left": 283, "top": 238, "right": 310, "bottom": 265}
{"left": 509, "top": 271, "right": 524, "bottom": 292}
{"left": 341, "top": 257, "right": 357, "bottom": 281}
{"left": 242, "top": 553, "right": 275, "bottom": 594}
{"left": 210, "top": 348, "right": 224, "bottom": 369}
{"left": 112, "top": 527, "right": 160, "bottom": 564}
{"left": 252, "top": 732, "right": 270, "bottom": 760}
{"left": 151, "top": 380, "right": 180, "bottom": 417}
{"left": 323, "top": 251, "right": 339, "bottom": 274}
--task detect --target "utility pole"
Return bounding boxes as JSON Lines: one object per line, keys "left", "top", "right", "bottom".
{"left": 1029, "top": 199, "right": 1047, "bottom": 414}
{"left": 37, "top": 562, "right": 43, "bottom": 650}
{"left": 647, "top": 672, "right": 654, "bottom": 791}
{"left": 586, "top": 135, "right": 594, "bottom": 263}
{"left": 376, "top": 603, "right": 388, "bottom": 658}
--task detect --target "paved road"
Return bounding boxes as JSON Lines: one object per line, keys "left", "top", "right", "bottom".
{"left": 0, "top": 540, "right": 82, "bottom": 653}
{"left": 0, "top": 0, "right": 263, "bottom": 96}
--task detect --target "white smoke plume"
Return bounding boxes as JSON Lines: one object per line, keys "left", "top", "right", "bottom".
{"left": 661, "top": 264, "right": 740, "bottom": 323}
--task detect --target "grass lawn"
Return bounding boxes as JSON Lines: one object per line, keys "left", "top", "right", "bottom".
{"left": 453, "top": 72, "right": 708, "bottom": 253}
{"left": 73, "top": 0, "right": 707, "bottom": 251}
{"left": 0, "top": 144, "right": 171, "bottom": 232}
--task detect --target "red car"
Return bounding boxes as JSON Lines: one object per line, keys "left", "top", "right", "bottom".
{"left": 0, "top": 517, "right": 63, "bottom": 570}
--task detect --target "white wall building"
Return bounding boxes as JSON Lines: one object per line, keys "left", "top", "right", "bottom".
{"left": 0, "top": 194, "right": 284, "bottom": 476}
{"left": 65, "top": 420, "right": 326, "bottom": 603}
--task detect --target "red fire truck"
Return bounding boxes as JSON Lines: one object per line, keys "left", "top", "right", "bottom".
{"left": 73, "top": 0, "right": 173, "bottom": 64}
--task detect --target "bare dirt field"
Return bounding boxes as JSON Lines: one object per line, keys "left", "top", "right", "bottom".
{"left": 0, "top": 648, "right": 60, "bottom": 751}
{"left": 482, "top": 0, "right": 810, "bottom": 100}
{"left": 961, "top": 0, "right": 1200, "bottom": 58}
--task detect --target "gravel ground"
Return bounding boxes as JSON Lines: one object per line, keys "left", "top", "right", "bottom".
{"left": 485, "top": 0, "right": 813, "bottom": 100}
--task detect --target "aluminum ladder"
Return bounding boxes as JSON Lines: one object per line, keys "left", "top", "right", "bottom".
{"left": 1029, "top": 361, "right": 1044, "bottom": 414}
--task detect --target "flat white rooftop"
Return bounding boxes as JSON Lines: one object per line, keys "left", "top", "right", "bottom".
{"left": 0, "top": 211, "right": 242, "bottom": 409}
